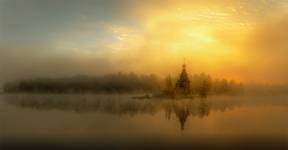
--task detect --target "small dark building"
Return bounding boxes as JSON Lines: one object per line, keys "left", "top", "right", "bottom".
{"left": 175, "top": 64, "right": 191, "bottom": 95}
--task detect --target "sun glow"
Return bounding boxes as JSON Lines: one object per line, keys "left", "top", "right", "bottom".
{"left": 110, "top": 4, "right": 250, "bottom": 78}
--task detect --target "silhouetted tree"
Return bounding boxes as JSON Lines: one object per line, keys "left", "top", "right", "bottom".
{"left": 164, "top": 75, "right": 174, "bottom": 97}
{"left": 199, "top": 76, "right": 212, "bottom": 98}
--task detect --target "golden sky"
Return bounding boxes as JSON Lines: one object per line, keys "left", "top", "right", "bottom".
{"left": 108, "top": 0, "right": 288, "bottom": 83}
{"left": 1, "top": 0, "right": 288, "bottom": 84}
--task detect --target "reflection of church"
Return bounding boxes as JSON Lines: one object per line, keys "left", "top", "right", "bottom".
{"left": 174, "top": 103, "right": 190, "bottom": 130}
{"left": 164, "top": 99, "right": 211, "bottom": 131}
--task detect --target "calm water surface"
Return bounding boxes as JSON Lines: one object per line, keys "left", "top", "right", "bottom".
{"left": 0, "top": 94, "right": 287, "bottom": 149}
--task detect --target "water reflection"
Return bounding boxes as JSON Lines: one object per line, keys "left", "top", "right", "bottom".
{"left": 163, "top": 99, "right": 210, "bottom": 130}
{"left": 2, "top": 94, "right": 287, "bottom": 150}
{"left": 3, "top": 95, "right": 245, "bottom": 130}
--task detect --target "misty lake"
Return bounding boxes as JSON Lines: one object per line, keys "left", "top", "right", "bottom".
{"left": 0, "top": 94, "right": 287, "bottom": 150}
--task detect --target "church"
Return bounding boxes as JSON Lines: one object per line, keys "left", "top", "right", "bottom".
{"left": 174, "top": 63, "right": 191, "bottom": 96}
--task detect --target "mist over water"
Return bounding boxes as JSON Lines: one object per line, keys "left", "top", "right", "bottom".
{"left": 1, "top": 94, "right": 287, "bottom": 149}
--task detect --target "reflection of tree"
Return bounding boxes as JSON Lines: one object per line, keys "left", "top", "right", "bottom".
{"left": 198, "top": 99, "right": 210, "bottom": 118}
{"left": 3, "top": 95, "right": 240, "bottom": 131}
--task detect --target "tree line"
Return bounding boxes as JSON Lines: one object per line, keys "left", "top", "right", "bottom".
{"left": 3, "top": 72, "right": 244, "bottom": 95}
{"left": 3, "top": 73, "right": 162, "bottom": 93}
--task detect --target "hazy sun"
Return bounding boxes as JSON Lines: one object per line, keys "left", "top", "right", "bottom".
{"left": 109, "top": 3, "right": 250, "bottom": 80}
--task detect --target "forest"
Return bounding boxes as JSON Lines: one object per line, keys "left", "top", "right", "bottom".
{"left": 3, "top": 72, "right": 244, "bottom": 96}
